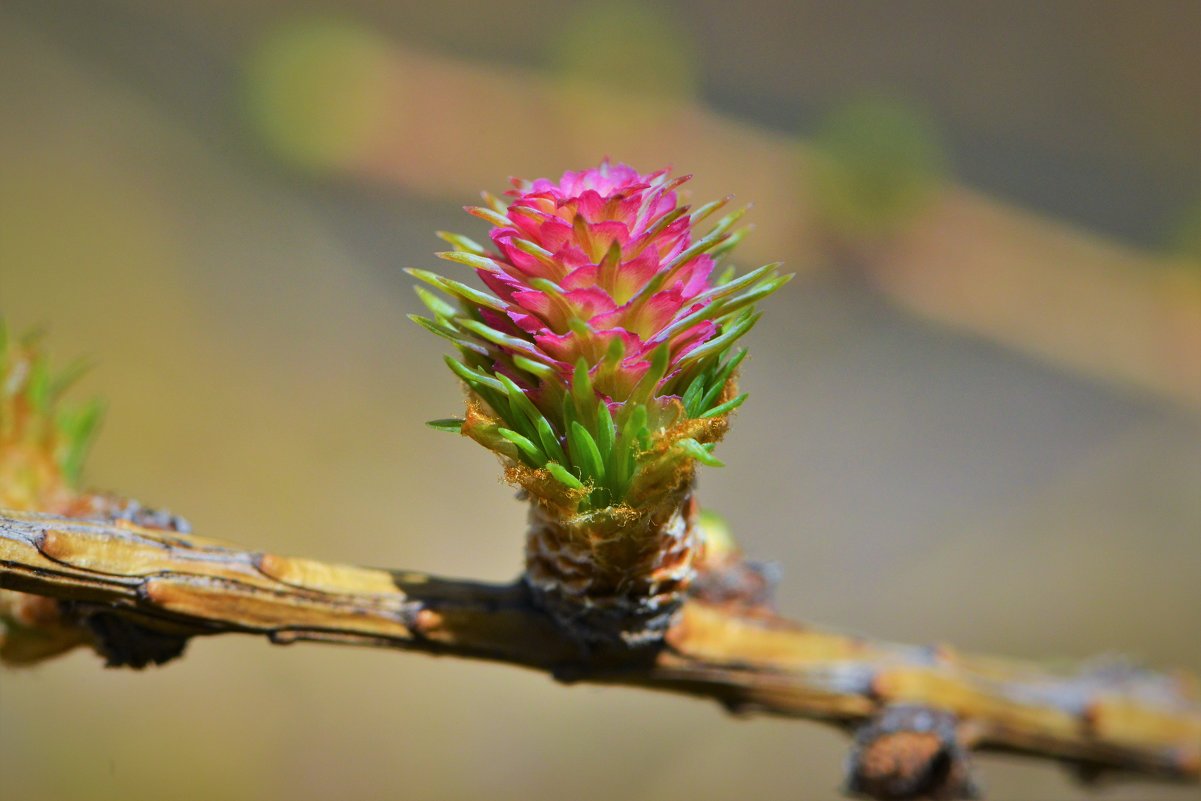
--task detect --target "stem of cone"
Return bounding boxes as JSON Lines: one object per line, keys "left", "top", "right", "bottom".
{"left": 523, "top": 489, "right": 702, "bottom": 645}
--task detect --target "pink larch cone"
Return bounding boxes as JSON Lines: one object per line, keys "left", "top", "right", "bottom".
{"left": 411, "top": 161, "right": 788, "bottom": 644}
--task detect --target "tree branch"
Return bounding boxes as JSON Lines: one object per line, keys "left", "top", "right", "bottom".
{"left": 2, "top": 509, "right": 1198, "bottom": 799}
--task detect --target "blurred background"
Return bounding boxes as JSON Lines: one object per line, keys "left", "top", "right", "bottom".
{"left": 1, "top": 2, "right": 1199, "bottom": 800}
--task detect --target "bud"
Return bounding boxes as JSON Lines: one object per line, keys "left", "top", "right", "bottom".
{"left": 0, "top": 323, "right": 103, "bottom": 513}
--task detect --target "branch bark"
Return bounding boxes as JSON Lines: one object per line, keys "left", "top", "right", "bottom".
{"left": 2, "top": 509, "right": 1198, "bottom": 799}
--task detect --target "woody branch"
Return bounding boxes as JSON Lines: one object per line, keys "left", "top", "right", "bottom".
{"left": 2, "top": 509, "right": 1197, "bottom": 801}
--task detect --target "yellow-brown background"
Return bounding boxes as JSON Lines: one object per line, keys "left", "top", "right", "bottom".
{"left": 1, "top": 2, "right": 1198, "bottom": 800}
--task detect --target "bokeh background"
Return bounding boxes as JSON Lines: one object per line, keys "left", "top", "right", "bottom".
{"left": 1, "top": 2, "right": 1199, "bottom": 800}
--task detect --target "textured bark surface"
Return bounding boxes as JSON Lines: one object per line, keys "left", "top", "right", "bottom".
{"left": 524, "top": 492, "right": 702, "bottom": 645}
{"left": 2, "top": 509, "right": 1198, "bottom": 800}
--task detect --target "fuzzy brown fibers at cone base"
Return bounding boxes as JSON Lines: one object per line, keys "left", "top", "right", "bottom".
{"left": 523, "top": 487, "right": 701, "bottom": 645}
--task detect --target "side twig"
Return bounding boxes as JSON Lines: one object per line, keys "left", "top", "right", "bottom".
{"left": 1, "top": 509, "right": 1198, "bottom": 800}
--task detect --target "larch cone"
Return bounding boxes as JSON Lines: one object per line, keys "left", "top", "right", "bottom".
{"left": 412, "top": 161, "right": 788, "bottom": 644}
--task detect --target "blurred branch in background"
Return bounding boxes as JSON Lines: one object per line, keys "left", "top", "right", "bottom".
{"left": 241, "top": 14, "right": 1201, "bottom": 409}
{"left": 2, "top": 508, "right": 1199, "bottom": 801}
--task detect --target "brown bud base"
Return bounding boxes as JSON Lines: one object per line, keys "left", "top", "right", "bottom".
{"left": 845, "top": 705, "right": 980, "bottom": 801}
{"left": 524, "top": 490, "right": 702, "bottom": 646}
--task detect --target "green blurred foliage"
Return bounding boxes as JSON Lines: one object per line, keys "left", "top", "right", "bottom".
{"left": 242, "top": 16, "right": 395, "bottom": 171}
{"left": 0, "top": 323, "right": 104, "bottom": 503}
{"left": 811, "top": 96, "right": 948, "bottom": 239}
{"left": 548, "top": 2, "right": 698, "bottom": 102}
{"left": 1167, "top": 200, "right": 1201, "bottom": 266}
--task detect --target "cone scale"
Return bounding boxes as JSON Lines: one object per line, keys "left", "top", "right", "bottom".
{"left": 413, "top": 162, "right": 788, "bottom": 644}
